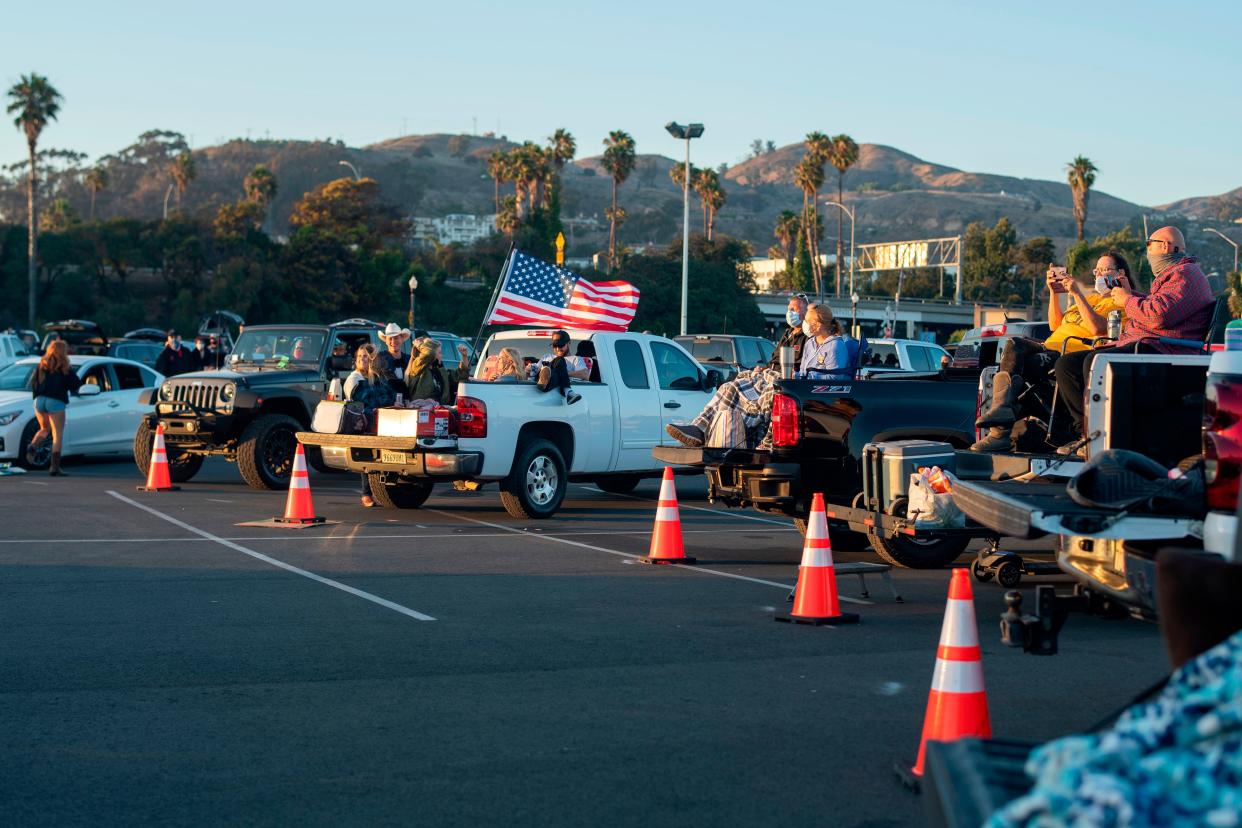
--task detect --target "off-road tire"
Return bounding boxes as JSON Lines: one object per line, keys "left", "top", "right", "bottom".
{"left": 18, "top": 420, "right": 49, "bottom": 470}
{"left": 133, "top": 419, "right": 204, "bottom": 483}
{"left": 500, "top": 439, "right": 567, "bottom": 519}
{"left": 595, "top": 474, "right": 641, "bottom": 495}
{"left": 867, "top": 530, "right": 970, "bottom": 569}
{"left": 367, "top": 472, "right": 433, "bottom": 509}
{"left": 237, "top": 413, "right": 301, "bottom": 490}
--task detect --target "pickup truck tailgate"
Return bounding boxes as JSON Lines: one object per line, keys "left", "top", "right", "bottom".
{"left": 952, "top": 478, "right": 1116, "bottom": 539}
{"left": 652, "top": 446, "right": 769, "bottom": 467}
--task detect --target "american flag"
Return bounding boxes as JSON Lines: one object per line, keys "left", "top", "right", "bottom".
{"left": 486, "top": 251, "right": 639, "bottom": 331}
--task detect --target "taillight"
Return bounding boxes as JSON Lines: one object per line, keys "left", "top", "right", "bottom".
{"left": 979, "top": 324, "right": 1007, "bottom": 338}
{"left": 771, "top": 393, "right": 799, "bottom": 447}
{"left": 456, "top": 396, "right": 487, "bottom": 438}
{"left": 1203, "top": 377, "right": 1242, "bottom": 510}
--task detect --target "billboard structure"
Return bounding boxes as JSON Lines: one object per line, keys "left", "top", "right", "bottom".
{"left": 856, "top": 236, "right": 963, "bottom": 304}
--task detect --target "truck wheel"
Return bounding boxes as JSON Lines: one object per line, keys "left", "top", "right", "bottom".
{"left": 595, "top": 474, "right": 641, "bottom": 495}
{"left": 237, "top": 414, "right": 300, "bottom": 490}
{"left": 500, "top": 439, "right": 567, "bottom": 519}
{"left": 793, "top": 517, "right": 872, "bottom": 551}
{"left": 17, "top": 420, "right": 50, "bottom": 470}
{"left": 368, "top": 473, "right": 433, "bottom": 509}
{"left": 867, "top": 531, "right": 971, "bottom": 569}
{"left": 133, "top": 420, "right": 204, "bottom": 483}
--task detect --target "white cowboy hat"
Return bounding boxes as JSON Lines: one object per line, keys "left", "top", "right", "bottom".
{"left": 381, "top": 322, "right": 411, "bottom": 340}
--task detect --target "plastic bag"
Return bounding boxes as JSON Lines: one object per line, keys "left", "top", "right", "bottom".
{"left": 907, "top": 470, "right": 965, "bottom": 528}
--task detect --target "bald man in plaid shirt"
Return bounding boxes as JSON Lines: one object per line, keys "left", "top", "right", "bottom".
{"left": 1053, "top": 225, "right": 1215, "bottom": 454}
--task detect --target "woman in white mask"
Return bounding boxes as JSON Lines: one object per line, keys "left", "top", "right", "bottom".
{"left": 798, "top": 304, "right": 850, "bottom": 378}
{"left": 973, "top": 251, "right": 1131, "bottom": 452}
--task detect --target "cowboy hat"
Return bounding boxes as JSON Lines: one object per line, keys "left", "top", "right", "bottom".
{"left": 381, "top": 322, "right": 411, "bottom": 340}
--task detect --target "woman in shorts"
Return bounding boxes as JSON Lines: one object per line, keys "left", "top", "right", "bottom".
{"left": 29, "top": 339, "right": 82, "bottom": 476}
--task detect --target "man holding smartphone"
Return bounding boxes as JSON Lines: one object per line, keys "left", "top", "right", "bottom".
{"left": 973, "top": 253, "right": 1132, "bottom": 452}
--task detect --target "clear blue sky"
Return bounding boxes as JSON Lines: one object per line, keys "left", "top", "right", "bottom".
{"left": 6, "top": 0, "right": 1239, "bottom": 207}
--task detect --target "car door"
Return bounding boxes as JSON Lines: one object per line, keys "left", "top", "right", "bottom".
{"left": 648, "top": 340, "right": 711, "bottom": 443}
{"left": 63, "top": 362, "right": 117, "bottom": 453}
{"left": 109, "top": 361, "right": 156, "bottom": 451}
{"left": 611, "top": 337, "right": 662, "bottom": 470}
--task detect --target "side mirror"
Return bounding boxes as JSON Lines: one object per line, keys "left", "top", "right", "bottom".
{"left": 705, "top": 369, "right": 723, "bottom": 390}
{"left": 78, "top": 384, "right": 102, "bottom": 397}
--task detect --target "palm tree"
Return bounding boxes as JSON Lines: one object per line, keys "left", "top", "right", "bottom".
{"left": 774, "top": 210, "right": 800, "bottom": 265}
{"left": 704, "top": 178, "right": 727, "bottom": 242}
{"left": 495, "top": 195, "right": 520, "bottom": 236}
{"left": 169, "top": 151, "right": 197, "bottom": 214}
{"left": 6, "top": 72, "right": 63, "bottom": 327}
{"left": 827, "top": 134, "right": 859, "bottom": 295}
{"left": 486, "top": 149, "right": 507, "bottom": 214}
{"left": 601, "top": 130, "right": 636, "bottom": 271}
{"left": 793, "top": 155, "right": 825, "bottom": 294}
{"left": 1066, "top": 155, "right": 1098, "bottom": 241}
{"left": 546, "top": 128, "right": 576, "bottom": 208}
{"left": 84, "top": 165, "right": 109, "bottom": 222}
{"left": 243, "top": 164, "right": 278, "bottom": 232}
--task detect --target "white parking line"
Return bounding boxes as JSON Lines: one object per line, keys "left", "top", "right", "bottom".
{"left": 576, "top": 484, "right": 797, "bottom": 528}
{"left": 105, "top": 491, "right": 436, "bottom": 621}
{"left": 428, "top": 508, "right": 870, "bottom": 605}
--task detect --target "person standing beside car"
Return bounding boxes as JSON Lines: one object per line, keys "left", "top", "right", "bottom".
{"left": 973, "top": 253, "right": 1132, "bottom": 452}
{"left": 155, "top": 330, "right": 194, "bottom": 377}
{"left": 28, "top": 339, "right": 82, "bottom": 476}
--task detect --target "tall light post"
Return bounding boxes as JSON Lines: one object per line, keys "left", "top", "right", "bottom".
{"left": 851, "top": 292, "right": 860, "bottom": 338}
{"left": 1204, "top": 227, "right": 1240, "bottom": 273}
{"left": 339, "top": 160, "right": 361, "bottom": 181}
{"left": 407, "top": 275, "right": 419, "bottom": 327}
{"left": 665, "top": 121, "right": 704, "bottom": 335}
{"left": 821, "top": 199, "right": 856, "bottom": 299}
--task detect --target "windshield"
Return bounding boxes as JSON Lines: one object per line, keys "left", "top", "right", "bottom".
{"left": 0, "top": 363, "right": 36, "bottom": 391}
{"left": 227, "top": 330, "right": 325, "bottom": 368}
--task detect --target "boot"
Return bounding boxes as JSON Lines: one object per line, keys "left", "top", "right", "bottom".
{"left": 49, "top": 451, "right": 65, "bottom": 476}
{"left": 971, "top": 427, "right": 1012, "bottom": 453}
{"left": 976, "top": 371, "right": 1022, "bottom": 429}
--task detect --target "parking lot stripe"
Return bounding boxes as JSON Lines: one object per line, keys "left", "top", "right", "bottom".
{"left": 428, "top": 509, "right": 871, "bottom": 605}
{"left": 577, "top": 484, "right": 797, "bottom": 527}
{"left": 105, "top": 491, "right": 436, "bottom": 622}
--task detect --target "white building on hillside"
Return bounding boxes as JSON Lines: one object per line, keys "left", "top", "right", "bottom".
{"left": 747, "top": 254, "right": 842, "bottom": 292}
{"left": 410, "top": 213, "right": 497, "bottom": 248}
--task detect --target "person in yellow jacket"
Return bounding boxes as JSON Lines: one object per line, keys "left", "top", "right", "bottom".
{"left": 972, "top": 251, "right": 1131, "bottom": 451}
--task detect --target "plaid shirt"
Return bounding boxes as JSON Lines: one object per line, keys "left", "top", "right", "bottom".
{"left": 1117, "top": 257, "right": 1214, "bottom": 352}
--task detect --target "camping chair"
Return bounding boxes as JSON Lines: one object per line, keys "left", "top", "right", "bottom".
{"left": 1127, "top": 295, "right": 1229, "bottom": 354}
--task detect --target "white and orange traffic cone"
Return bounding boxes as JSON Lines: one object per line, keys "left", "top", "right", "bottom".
{"left": 904, "top": 567, "right": 991, "bottom": 783}
{"left": 137, "top": 423, "right": 180, "bottom": 492}
{"left": 775, "top": 493, "right": 859, "bottom": 625}
{"left": 274, "top": 444, "right": 325, "bottom": 525}
{"left": 641, "top": 467, "right": 695, "bottom": 565}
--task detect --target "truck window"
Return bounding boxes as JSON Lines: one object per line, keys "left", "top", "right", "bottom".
{"left": 614, "top": 339, "right": 649, "bottom": 389}
{"left": 650, "top": 342, "right": 700, "bottom": 391}
{"left": 682, "top": 338, "right": 734, "bottom": 363}
{"left": 113, "top": 362, "right": 147, "bottom": 390}
{"left": 904, "top": 347, "right": 931, "bottom": 372}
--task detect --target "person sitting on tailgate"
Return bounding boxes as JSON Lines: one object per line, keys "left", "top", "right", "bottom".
{"left": 972, "top": 251, "right": 1133, "bottom": 452}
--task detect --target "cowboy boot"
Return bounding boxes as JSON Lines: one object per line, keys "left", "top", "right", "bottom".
{"left": 971, "top": 427, "right": 1012, "bottom": 452}
{"left": 976, "top": 372, "right": 1023, "bottom": 429}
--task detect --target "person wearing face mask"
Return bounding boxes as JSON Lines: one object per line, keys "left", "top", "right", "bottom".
{"left": 973, "top": 252, "right": 1132, "bottom": 452}
{"left": 798, "top": 305, "right": 850, "bottom": 378}
{"left": 771, "top": 293, "right": 810, "bottom": 370}
{"left": 155, "top": 329, "right": 194, "bottom": 377}
{"left": 1051, "top": 226, "right": 1215, "bottom": 455}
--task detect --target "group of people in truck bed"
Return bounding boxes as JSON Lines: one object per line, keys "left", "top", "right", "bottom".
{"left": 973, "top": 224, "right": 1216, "bottom": 456}
{"left": 663, "top": 224, "right": 1216, "bottom": 456}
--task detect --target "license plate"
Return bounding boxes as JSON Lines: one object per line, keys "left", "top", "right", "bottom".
{"left": 380, "top": 449, "right": 407, "bottom": 464}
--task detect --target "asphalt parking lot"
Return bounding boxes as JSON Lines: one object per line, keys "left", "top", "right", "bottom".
{"left": 1, "top": 458, "right": 1169, "bottom": 826}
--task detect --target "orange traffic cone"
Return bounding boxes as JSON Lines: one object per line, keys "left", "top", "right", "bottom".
{"left": 906, "top": 567, "right": 991, "bottom": 781}
{"left": 641, "top": 467, "right": 695, "bottom": 565}
{"left": 274, "top": 444, "right": 325, "bottom": 525}
{"left": 775, "top": 493, "right": 859, "bottom": 625}
{"left": 137, "top": 423, "right": 180, "bottom": 492}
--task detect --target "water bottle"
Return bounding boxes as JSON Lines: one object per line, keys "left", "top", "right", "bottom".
{"left": 1226, "top": 319, "right": 1242, "bottom": 352}
{"left": 1107, "top": 310, "right": 1122, "bottom": 340}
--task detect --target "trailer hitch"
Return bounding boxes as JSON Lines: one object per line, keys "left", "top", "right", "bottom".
{"left": 999, "top": 586, "right": 1090, "bottom": 655}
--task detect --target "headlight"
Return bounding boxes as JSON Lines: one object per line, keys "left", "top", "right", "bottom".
{"left": 159, "top": 382, "right": 174, "bottom": 401}
{"left": 220, "top": 382, "right": 236, "bottom": 402}
{"left": 0, "top": 411, "right": 20, "bottom": 426}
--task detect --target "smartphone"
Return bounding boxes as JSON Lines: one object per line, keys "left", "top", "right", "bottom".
{"left": 1048, "top": 266, "right": 1069, "bottom": 293}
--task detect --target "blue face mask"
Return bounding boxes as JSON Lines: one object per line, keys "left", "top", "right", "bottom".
{"left": 786, "top": 309, "right": 802, "bottom": 327}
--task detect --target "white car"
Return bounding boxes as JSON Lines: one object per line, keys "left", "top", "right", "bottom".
{"left": 0, "top": 356, "right": 164, "bottom": 468}
{"left": 0, "top": 333, "right": 36, "bottom": 371}
{"left": 857, "top": 338, "right": 951, "bottom": 378}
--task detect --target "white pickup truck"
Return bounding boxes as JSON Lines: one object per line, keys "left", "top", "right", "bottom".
{"left": 298, "top": 329, "right": 723, "bottom": 518}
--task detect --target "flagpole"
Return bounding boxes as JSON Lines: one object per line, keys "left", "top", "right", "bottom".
{"left": 472, "top": 244, "right": 515, "bottom": 358}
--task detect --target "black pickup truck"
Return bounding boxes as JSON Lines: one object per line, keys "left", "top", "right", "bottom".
{"left": 135, "top": 320, "right": 382, "bottom": 489}
{"left": 655, "top": 371, "right": 987, "bottom": 568}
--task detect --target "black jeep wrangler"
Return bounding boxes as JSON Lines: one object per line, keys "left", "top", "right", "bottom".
{"left": 134, "top": 320, "right": 382, "bottom": 489}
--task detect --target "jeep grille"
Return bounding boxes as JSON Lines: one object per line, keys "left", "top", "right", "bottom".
{"left": 168, "top": 382, "right": 224, "bottom": 412}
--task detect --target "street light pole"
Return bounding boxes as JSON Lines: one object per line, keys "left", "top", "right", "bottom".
{"left": 821, "top": 200, "right": 857, "bottom": 299}
{"left": 1205, "top": 227, "right": 1240, "bottom": 273}
{"left": 339, "top": 160, "right": 361, "bottom": 181}
{"left": 408, "top": 275, "right": 419, "bottom": 328}
{"left": 665, "top": 122, "right": 704, "bottom": 336}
